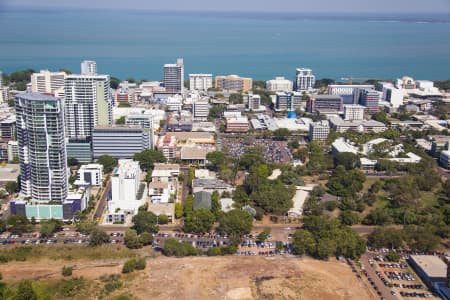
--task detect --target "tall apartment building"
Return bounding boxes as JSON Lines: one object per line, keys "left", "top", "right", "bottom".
{"left": 164, "top": 58, "right": 184, "bottom": 93}
{"left": 359, "top": 89, "right": 381, "bottom": 113}
{"left": 92, "top": 126, "right": 151, "bottom": 159}
{"left": 189, "top": 74, "right": 213, "bottom": 91}
{"left": 193, "top": 100, "right": 209, "bottom": 121}
{"left": 294, "top": 68, "right": 315, "bottom": 91}
{"left": 0, "top": 71, "right": 3, "bottom": 88}
{"left": 109, "top": 159, "right": 142, "bottom": 214}
{"left": 31, "top": 70, "right": 66, "bottom": 94}
{"left": 275, "top": 92, "right": 303, "bottom": 111}
{"left": 81, "top": 60, "right": 97, "bottom": 75}
{"left": 307, "top": 95, "right": 343, "bottom": 113}
{"left": 266, "top": 76, "right": 293, "bottom": 92}
{"left": 64, "top": 74, "right": 113, "bottom": 140}
{"left": 309, "top": 120, "right": 330, "bottom": 140}
{"left": 343, "top": 104, "right": 365, "bottom": 121}
{"left": 15, "top": 93, "right": 68, "bottom": 203}
{"left": 214, "top": 75, "right": 252, "bottom": 92}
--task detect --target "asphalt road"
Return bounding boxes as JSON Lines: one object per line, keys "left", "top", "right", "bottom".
{"left": 93, "top": 180, "right": 111, "bottom": 221}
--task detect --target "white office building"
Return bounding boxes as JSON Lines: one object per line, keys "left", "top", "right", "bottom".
{"left": 164, "top": 58, "right": 184, "bottom": 93}
{"left": 193, "top": 99, "right": 209, "bottom": 121}
{"left": 294, "top": 68, "right": 315, "bottom": 91}
{"left": 76, "top": 164, "right": 104, "bottom": 186}
{"left": 109, "top": 159, "right": 143, "bottom": 214}
{"left": 343, "top": 104, "right": 365, "bottom": 121}
{"left": 7, "top": 140, "right": 18, "bottom": 162}
{"left": 31, "top": 70, "right": 66, "bottom": 94}
{"left": 245, "top": 94, "right": 262, "bottom": 111}
{"left": 309, "top": 120, "right": 330, "bottom": 140}
{"left": 189, "top": 74, "right": 213, "bottom": 91}
{"left": 64, "top": 74, "right": 113, "bottom": 140}
{"left": 266, "top": 76, "right": 293, "bottom": 92}
{"left": 81, "top": 60, "right": 97, "bottom": 75}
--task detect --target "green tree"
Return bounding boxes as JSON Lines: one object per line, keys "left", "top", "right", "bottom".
{"left": 62, "top": 266, "right": 73, "bottom": 277}
{"left": 97, "top": 155, "right": 118, "bottom": 173}
{"left": 175, "top": 203, "right": 184, "bottom": 219}
{"left": 0, "top": 219, "right": 6, "bottom": 233}
{"left": 133, "top": 149, "right": 166, "bottom": 171}
{"left": 110, "top": 77, "right": 121, "bottom": 89}
{"left": 15, "top": 280, "right": 37, "bottom": 300}
{"left": 256, "top": 228, "right": 271, "bottom": 241}
{"left": 218, "top": 209, "right": 253, "bottom": 236}
{"left": 363, "top": 209, "right": 393, "bottom": 225}
{"left": 124, "top": 229, "right": 143, "bottom": 249}
{"left": 183, "top": 208, "right": 215, "bottom": 234}
{"left": 115, "top": 116, "right": 126, "bottom": 125}
{"left": 339, "top": 211, "right": 360, "bottom": 226}
{"left": 229, "top": 93, "right": 243, "bottom": 104}
{"left": 76, "top": 219, "right": 96, "bottom": 234}
{"left": 250, "top": 181, "right": 295, "bottom": 214}
{"left": 7, "top": 215, "right": 33, "bottom": 235}
{"left": 67, "top": 157, "right": 80, "bottom": 167}
{"left": 158, "top": 214, "right": 169, "bottom": 224}
{"left": 208, "top": 105, "right": 225, "bottom": 120}
{"left": 367, "top": 227, "right": 404, "bottom": 249}
{"left": 333, "top": 152, "right": 360, "bottom": 170}
{"left": 272, "top": 128, "right": 290, "bottom": 141}
{"left": 292, "top": 229, "right": 316, "bottom": 255}
{"left": 206, "top": 151, "right": 225, "bottom": 170}
{"left": 89, "top": 228, "right": 110, "bottom": 246}
{"left": 40, "top": 219, "right": 63, "bottom": 238}
{"left": 211, "top": 191, "right": 221, "bottom": 219}
{"left": 140, "top": 232, "right": 154, "bottom": 246}
{"left": 122, "top": 259, "right": 137, "bottom": 274}
{"left": 386, "top": 251, "right": 401, "bottom": 262}
{"left": 5, "top": 181, "right": 18, "bottom": 195}
{"left": 162, "top": 238, "right": 199, "bottom": 257}
{"left": 132, "top": 210, "right": 159, "bottom": 234}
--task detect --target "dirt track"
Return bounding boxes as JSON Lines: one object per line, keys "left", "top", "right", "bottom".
{"left": 2, "top": 255, "right": 375, "bottom": 300}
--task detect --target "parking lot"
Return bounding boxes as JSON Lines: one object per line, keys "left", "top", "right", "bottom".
{"left": 221, "top": 137, "right": 293, "bottom": 163}
{"left": 361, "top": 251, "right": 439, "bottom": 300}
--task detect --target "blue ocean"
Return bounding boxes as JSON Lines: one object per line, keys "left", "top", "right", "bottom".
{"left": 0, "top": 9, "right": 449, "bottom": 80}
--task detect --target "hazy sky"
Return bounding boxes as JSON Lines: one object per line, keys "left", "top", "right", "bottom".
{"left": 2, "top": 0, "right": 450, "bottom": 13}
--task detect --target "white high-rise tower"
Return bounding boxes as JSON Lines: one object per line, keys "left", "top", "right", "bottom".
{"left": 15, "top": 93, "right": 68, "bottom": 203}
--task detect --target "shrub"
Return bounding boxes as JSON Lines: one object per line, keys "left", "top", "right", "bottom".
{"left": 134, "top": 258, "right": 146, "bottom": 270}
{"left": 122, "top": 259, "right": 136, "bottom": 274}
{"left": 62, "top": 266, "right": 73, "bottom": 277}
{"left": 162, "top": 238, "right": 199, "bottom": 257}
{"left": 101, "top": 274, "right": 123, "bottom": 293}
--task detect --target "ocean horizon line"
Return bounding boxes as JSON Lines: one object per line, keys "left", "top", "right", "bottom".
{"left": 1, "top": 7, "right": 450, "bottom": 23}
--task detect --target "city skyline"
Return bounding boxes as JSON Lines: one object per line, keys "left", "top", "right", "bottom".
{"left": 2, "top": 0, "right": 450, "bottom": 14}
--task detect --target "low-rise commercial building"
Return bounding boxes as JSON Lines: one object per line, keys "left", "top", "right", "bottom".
{"left": 92, "top": 126, "right": 151, "bottom": 159}
{"left": 343, "top": 104, "right": 365, "bottom": 121}
{"left": 309, "top": 120, "right": 330, "bottom": 140}
{"left": 307, "top": 95, "right": 343, "bottom": 113}
{"left": 275, "top": 92, "right": 303, "bottom": 111}
{"left": 75, "top": 164, "right": 104, "bottom": 186}
{"left": 266, "top": 76, "right": 293, "bottom": 92}
{"left": 214, "top": 75, "right": 252, "bottom": 92}
{"left": 329, "top": 116, "right": 387, "bottom": 133}
{"left": 189, "top": 74, "right": 213, "bottom": 91}
{"left": 225, "top": 116, "right": 249, "bottom": 132}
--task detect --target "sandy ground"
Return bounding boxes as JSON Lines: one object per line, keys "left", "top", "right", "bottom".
{"left": 2, "top": 256, "right": 375, "bottom": 300}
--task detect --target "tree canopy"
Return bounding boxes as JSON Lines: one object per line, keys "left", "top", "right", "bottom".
{"left": 218, "top": 209, "right": 253, "bottom": 236}
{"left": 131, "top": 210, "right": 159, "bottom": 234}
{"left": 96, "top": 155, "right": 118, "bottom": 173}
{"left": 133, "top": 149, "right": 166, "bottom": 171}
{"left": 183, "top": 208, "right": 215, "bottom": 234}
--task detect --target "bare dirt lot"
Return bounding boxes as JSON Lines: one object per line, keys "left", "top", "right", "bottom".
{"left": 2, "top": 255, "right": 375, "bottom": 300}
